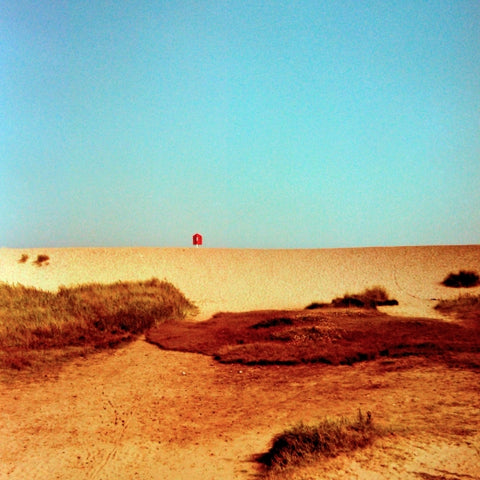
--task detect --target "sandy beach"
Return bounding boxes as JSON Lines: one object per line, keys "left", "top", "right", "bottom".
{"left": 1, "top": 245, "right": 479, "bottom": 479}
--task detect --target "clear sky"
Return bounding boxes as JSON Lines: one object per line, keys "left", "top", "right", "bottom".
{"left": 1, "top": 1, "right": 479, "bottom": 248}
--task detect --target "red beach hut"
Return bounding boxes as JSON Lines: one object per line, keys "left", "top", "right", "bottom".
{"left": 192, "top": 233, "right": 203, "bottom": 246}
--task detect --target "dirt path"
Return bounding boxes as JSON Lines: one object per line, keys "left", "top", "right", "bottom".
{"left": 1, "top": 334, "right": 479, "bottom": 479}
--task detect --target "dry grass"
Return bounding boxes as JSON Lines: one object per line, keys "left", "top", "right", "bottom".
{"left": 306, "top": 286, "right": 398, "bottom": 309}
{"left": 435, "top": 294, "right": 480, "bottom": 325}
{"left": 0, "top": 278, "right": 197, "bottom": 370}
{"left": 33, "top": 254, "right": 50, "bottom": 266}
{"left": 18, "top": 254, "right": 29, "bottom": 264}
{"left": 441, "top": 270, "right": 480, "bottom": 288}
{"left": 256, "top": 410, "right": 385, "bottom": 474}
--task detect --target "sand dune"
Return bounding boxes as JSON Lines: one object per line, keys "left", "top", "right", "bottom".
{"left": 1, "top": 245, "right": 480, "bottom": 319}
{"left": 1, "top": 245, "right": 480, "bottom": 480}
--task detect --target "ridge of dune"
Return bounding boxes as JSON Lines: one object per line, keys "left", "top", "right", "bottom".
{"left": 1, "top": 245, "right": 479, "bottom": 319}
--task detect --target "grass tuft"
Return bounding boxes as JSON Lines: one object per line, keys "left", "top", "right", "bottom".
{"left": 257, "top": 410, "right": 383, "bottom": 472}
{"left": 442, "top": 270, "right": 480, "bottom": 288}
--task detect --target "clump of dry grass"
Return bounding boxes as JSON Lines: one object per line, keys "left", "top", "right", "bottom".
{"left": 33, "top": 254, "right": 50, "bottom": 266}
{"left": 18, "top": 254, "right": 29, "bottom": 263}
{"left": 257, "top": 410, "right": 384, "bottom": 473}
{"left": 306, "top": 286, "right": 398, "bottom": 310}
{"left": 442, "top": 270, "right": 480, "bottom": 288}
{"left": 0, "top": 278, "right": 197, "bottom": 370}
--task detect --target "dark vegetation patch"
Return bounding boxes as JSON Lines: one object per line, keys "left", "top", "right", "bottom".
{"left": 256, "top": 410, "right": 385, "bottom": 474}
{"left": 18, "top": 254, "right": 29, "bottom": 264}
{"left": 147, "top": 307, "right": 480, "bottom": 369}
{"left": 306, "top": 286, "right": 398, "bottom": 310}
{"left": 250, "top": 317, "right": 294, "bottom": 329}
{"left": 0, "top": 279, "right": 197, "bottom": 371}
{"left": 442, "top": 270, "right": 480, "bottom": 288}
{"left": 33, "top": 254, "right": 50, "bottom": 266}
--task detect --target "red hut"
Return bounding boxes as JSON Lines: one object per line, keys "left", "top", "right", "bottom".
{"left": 192, "top": 233, "right": 203, "bottom": 246}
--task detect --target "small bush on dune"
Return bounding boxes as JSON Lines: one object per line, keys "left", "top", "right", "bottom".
{"left": 33, "top": 254, "right": 50, "bottom": 266}
{"left": 18, "top": 254, "right": 29, "bottom": 263}
{"left": 257, "top": 410, "right": 383, "bottom": 473}
{"left": 442, "top": 270, "right": 480, "bottom": 288}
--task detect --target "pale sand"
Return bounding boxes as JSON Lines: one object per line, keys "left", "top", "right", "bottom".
{"left": 1, "top": 245, "right": 480, "bottom": 480}
{"left": 1, "top": 245, "right": 480, "bottom": 319}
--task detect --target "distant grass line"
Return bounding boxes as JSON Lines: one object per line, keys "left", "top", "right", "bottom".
{"left": 0, "top": 278, "right": 197, "bottom": 370}
{"left": 257, "top": 410, "right": 386, "bottom": 474}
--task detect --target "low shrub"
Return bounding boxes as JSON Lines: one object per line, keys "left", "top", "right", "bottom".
{"left": 442, "top": 270, "right": 480, "bottom": 288}
{"left": 308, "top": 286, "right": 398, "bottom": 310}
{"left": 33, "top": 254, "right": 50, "bottom": 266}
{"left": 257, "top": 410, "right": 382, "bottom": 472}
{"left": 18, "top": 254, "right": 29, "bottom": 263}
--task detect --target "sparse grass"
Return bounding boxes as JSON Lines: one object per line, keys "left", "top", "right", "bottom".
{"left": 257, "top": 410, "right": 384, "bottom": 473}
{"left": 306, "top": 286, "right": 398, "bottom": 310}
{"left": 442, "top": 270, "right": 480, "bottom": 288}
{"left": 0, "top": 278, "right": 197, "bottom": 370}
{"left": 33, "top": 254, "right": 50, "bottom": 266}
{"left": 435, "top": 294, "right": 480, "bottom": 324}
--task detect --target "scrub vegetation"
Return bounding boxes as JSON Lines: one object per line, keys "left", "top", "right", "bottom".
{"left": 435, "top": 293, "right": 480, "bottom": 324}
{"left": 256, "top": 410, "right": 386, "bottom": 474}
{"left": 306, "top": 286, "right": 398, "bottom": 309}
{"left": 0, "top": 278, "right": 197, "bottom": 370}
{"left": 147, "top": 307, "right": 480, "bottom": 368}
{"left": 33, "top": 254, "right": 50, "bottom": 266}
{"left": 441, "top": 270, "right": 480, "bottom": 288}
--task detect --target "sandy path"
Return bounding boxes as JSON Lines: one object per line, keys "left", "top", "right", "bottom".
{"left": 1, "top": 246, "right": 480, "bottom": 479}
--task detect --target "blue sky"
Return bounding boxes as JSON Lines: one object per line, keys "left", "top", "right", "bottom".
{"left": 1, "top": 1, "right": 479, "bottom": 248}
